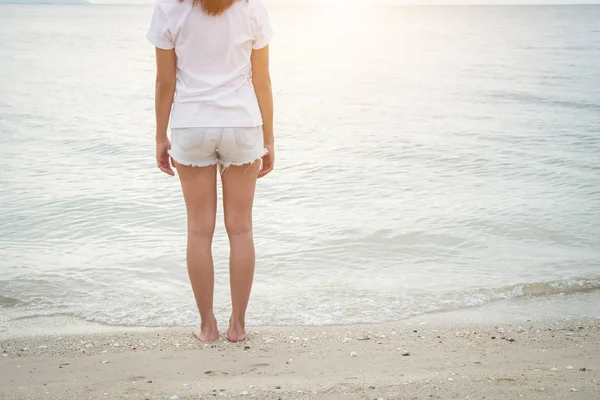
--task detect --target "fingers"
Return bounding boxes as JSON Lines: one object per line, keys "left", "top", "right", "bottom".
{"left": 157, "top": 154, "right": 175, "bottom": 176}
{"left": 258, "top": 157, "right": 273, "bottom": 178}
{"left": 159, "top": 164, "right": 175, "bottom": 176}
{"left": 258, "top": 144, "right": 274, "bottom": 178}
{"left": 258, "top": 168, "right": 271, "bottom": 178}
{"left": 158, "top": 162, "right": 175, "bottom": 176}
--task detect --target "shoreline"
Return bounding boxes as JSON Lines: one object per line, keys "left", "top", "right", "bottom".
{"left": 3, "top": 290, "right": 600, "bottom": 341}
{"left": 1, "top": 316, "right": 599, "bottom": 399}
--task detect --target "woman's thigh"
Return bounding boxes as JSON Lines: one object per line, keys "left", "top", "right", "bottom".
{"left": 174, "top": 162, "right": 218, "bottom": 234}
{"left": 221, "top": 162, "right": 261, "bottom": 235}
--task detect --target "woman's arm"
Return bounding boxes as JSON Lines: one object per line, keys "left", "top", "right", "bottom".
{"left": 251, "top": 45, "right": 274, "bottom": 178}
{"left": 154, "top": 47, "right": 177, "bottom": 176}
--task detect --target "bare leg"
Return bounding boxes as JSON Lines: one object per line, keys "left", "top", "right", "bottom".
{"left": 221, "top": 161, "right": 261, "bottom": 342}
{"left": 174, "top": 162, "right": 219, "bottom": 342}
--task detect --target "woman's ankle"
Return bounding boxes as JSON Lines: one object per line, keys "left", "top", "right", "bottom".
{"left": 200, "top": 314, "right": 217, "bottom": 329}
{"left": 229, "top": 315, "right": 245, "bottom": 329}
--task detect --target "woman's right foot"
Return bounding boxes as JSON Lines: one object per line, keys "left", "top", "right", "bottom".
{"left": 227, "top": 318, "right": 248, "bottom": 342}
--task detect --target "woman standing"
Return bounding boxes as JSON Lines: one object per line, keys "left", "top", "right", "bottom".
{"left": 147, "top": 0, "right": 274, "bottom": 342}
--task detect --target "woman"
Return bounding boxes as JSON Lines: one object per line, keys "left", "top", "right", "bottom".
{"left": 147, "top": 0, "right": 274, "bottom": 343}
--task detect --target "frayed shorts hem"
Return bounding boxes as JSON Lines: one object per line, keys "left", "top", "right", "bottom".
{"left": 169, "top": 152, "right": 219, "bottom": 168}
{"left": 220, "top": 147, "right": 268, "bottom": 169}
{"left": 169, "top": 148, "right": 267, "bottom": 170}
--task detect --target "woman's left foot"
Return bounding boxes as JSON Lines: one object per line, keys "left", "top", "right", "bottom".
{"left": 192, "top": 319, "right": 219, "bottom": 343}
{"left": 192, "top": 328, "right": 219, "bottom": 343}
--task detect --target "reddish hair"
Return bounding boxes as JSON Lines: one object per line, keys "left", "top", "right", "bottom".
{"left": 184, "top": 0, "right": 237, "bottom": 15}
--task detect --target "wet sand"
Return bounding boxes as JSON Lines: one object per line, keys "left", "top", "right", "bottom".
{"left": 1, "top": 317, "right": 599, "bottom": 399}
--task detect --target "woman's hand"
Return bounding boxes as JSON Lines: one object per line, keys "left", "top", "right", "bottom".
{"left": 156, "top": 138, "right": 174, "bottom": 176}
{"left": 259, "top": 143, "right": 274, "bottom": 178}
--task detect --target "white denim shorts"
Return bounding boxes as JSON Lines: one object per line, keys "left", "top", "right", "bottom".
{"left": 169, "top": 126, "right": 267, "bottom": 169}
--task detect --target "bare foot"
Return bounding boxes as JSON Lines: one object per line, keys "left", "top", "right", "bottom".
{"left": 227, "top": 319, "right": 248, "bottom": 342}
{"left": 192, "top": 319, "right": 219, "bottom": 343}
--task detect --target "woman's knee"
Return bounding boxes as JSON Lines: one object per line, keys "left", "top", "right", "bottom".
{"left": 187, "top": 219, "right": 216, "bottom": 238}
{"left": 224, "top": 216, "right": 252, "bottom": 237}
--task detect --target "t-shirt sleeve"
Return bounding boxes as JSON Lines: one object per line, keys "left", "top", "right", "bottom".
{"left": 249, "top": 0, "right": 273, "bottom": 50}
{"left": 146, "top": 3, "right": 175, "bottom": 50}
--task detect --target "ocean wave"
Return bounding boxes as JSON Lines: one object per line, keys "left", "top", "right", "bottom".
{"left": 486, "top": 91, "right": 600, "bottom": 111}
{"left": 0, "top": 295, "right": 20, "bottom": 308}
{"left": 520, "top": 280, "right": 600, "bottom": 297}
{"left": 7, "top": 278, "right": 598, "bottom": 328}
{"left": 438, "top": 278, "right": 600, "bottom": 310}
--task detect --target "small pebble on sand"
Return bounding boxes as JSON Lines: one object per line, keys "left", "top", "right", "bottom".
{"left": 551, "top": 368, "right": 559, "bottom": 371}
{"left": 350, "top": 351, "right": 357, "bottom": 357}
{"left": 448, "top": 378, "right": 454, "bottom": 382}
{"left": 571, "top": 388, "right": 578, "bottom": 392}
{"left": 240, "top": 391, "right": 249, "bottom": 396}
{"left": 566, "top": 366, "right": 573, "bottom": 370}
{"left": 402, "top": 352, "right": 410, "bottom": 356}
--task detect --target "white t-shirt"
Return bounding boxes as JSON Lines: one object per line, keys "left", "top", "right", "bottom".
{"left": 146, "top": 0, "right": 273, "bottom": 128}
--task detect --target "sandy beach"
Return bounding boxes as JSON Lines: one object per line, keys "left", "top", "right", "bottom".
{"left": 1, "top": 316, "right": 599, "bottom": 400}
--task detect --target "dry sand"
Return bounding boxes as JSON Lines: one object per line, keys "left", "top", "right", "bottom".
{"left": 1, "top": 317, "right": 599, "bottom": 400}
